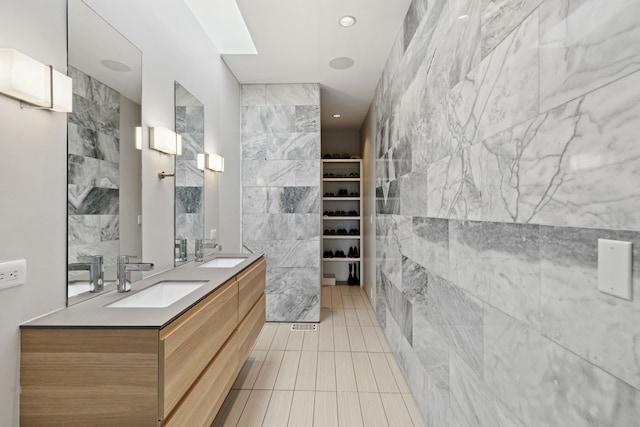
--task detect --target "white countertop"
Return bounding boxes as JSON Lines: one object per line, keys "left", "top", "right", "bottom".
{"left": 22, "top": 253, "right": 264, "bottom": 329}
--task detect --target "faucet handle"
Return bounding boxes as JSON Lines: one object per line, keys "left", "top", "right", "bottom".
{"left": 78, "top": 255, "right": 103, "bottom": 263}
{"left": 117, "top": 255, "right": 138, "bottom": 264}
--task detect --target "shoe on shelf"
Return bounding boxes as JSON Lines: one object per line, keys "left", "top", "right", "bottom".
{"left": 349, "top": 172, "right": 360, "bottom": 178}
{"left": 324, "top": 192, "right": 335, "bottom": 197}
{"left": 349, "top": 228, "right": 359, "bottom": 235}
{"left": 347, "top": 210, "right": 359, "bottom": 216}
{"left": 341, "top": 153, "right": 350, "bottom": 159}
{"left": 323, "top": 154, "right": 332, "bottom": 159}
{"left": 352, "top": 247, "right": 359, "bottom": 258}
{"left": 332, "top": 153, "right": 341, "bottom": 159}
{"left": 336, "top": 228, "right": 347, "bottom": 235}
{"left": 336, "top": 250, "right": 346, "bottom": 258}
{"left": 348, "top": 247, "right": 355, "bottom": 258}
{"left": 323, "top": 173, "right": 335, "bottom": 178}
{"left": 349, "top": 192, "right": 360, "bottom": 197}
{"left": 323, "top": 250, "right": 334, "bottom": 258}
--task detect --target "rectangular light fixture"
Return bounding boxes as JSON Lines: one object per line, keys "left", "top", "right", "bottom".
{"left": 209, "top": 153, "right": 224, "bottom": 172}
{"left": 135, "top": 126, "right": 142, "bottom": 150}
{"left": 149, "top": 127, "right": 182, "bottom": 155}
{"left": 0, "top": 48, "right": 72, "bottom": 112}
{"left": 196, "top": 153, "right": 224, "bottom": 172}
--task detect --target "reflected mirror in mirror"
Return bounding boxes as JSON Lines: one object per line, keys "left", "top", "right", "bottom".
{"left": 174, "top": 82, "right": 204, "bottom": 265}
{"left": 66, "top": 0, "right": 143, "bottom": 305}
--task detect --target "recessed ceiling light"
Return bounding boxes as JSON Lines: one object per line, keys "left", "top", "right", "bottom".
{"left": 332, "top": 114, "right": 342, "bottom": 118}
{"left": 329, "top": 57, "right": 355, "bottom": 70}
{"left": 339, "top": 15, "right": 356, "bottom": 27}
{"left": 101, "top": 59, "right": 131, "bottom": 72}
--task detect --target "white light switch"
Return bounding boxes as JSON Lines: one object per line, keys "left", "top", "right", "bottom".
{"left": 598, "top": 239, "right": 633, "bottom": 300}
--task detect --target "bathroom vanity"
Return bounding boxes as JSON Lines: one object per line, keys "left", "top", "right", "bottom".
{"left": 20, "top": 254, "right": 266, "bottom": 426}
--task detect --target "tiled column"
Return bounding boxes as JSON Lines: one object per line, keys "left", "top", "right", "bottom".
{"left": 241, "top": 84, "right": 321, "bottom": 322}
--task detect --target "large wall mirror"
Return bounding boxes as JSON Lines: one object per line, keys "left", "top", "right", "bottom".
{"left": 174, "top": 82, "right": 204, "bottom": 265}
{"left": 66, "top": 0, "right": 143, "bottom": 305}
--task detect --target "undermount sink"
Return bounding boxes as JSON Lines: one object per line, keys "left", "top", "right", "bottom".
{"left": 198, "top": 257, "right": 247, "bottom": 268}
{"left": 107, "top": 281, "right": 206, "bottom": 308}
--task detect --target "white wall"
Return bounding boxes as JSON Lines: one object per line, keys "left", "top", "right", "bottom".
{"left": 0, "top": 1, "right": 68, "bottom": 424}
{"left": 321, "top": 129, "right": 361, "bottom": 157}
{"left": 0, "top": 1, "right": 242, "bottom": 424}
{"left": 85, "top": 0, "right": 242, "bottom": 270}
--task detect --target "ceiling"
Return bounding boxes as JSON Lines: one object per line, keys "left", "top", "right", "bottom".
{"left": 219, "top": 0, "right": 413, "bottom": 130}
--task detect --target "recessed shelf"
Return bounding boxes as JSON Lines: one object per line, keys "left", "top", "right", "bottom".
{"left": 322, "top": 258, "right": 361, "bottom": 262}
{"left": 321, "top": 159, "right": 361, "bottom": 163}
{"left": 322, "top": 235, "right": 361, "bottom": 239}
{"left": 323, "top": 178, "right": 360, "bottom": 182}
{"left": 323, "top": 197, "right": 360, "bottom": 201}
{"left": 322, "top": 216, "right": 361, "bottom": 220}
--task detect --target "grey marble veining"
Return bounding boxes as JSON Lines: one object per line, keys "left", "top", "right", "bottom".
{"left": 266, "top": 268, "right": 320, "bottom": 296}
{"left": 539, "top": 0, "right": 640, "bottom": 112}
{"left": 266, "top": 84, "right": 319, "bottom": 106}
{"left": 480, "top": 0, "right": 544, "bottom": 58}
{"left": 99, "top": 215, "right": 119, "bottom": 241}
{"left": 539, "top": 226, "right": 640, "bottom": 390}
{"left": 449, "top": 220, "right": 540, "bottom": 326}
{"left": 266, "top": 294, "right": 320, "bottom": 322}
{"left": 68, "top": 215, "right": 101, "bottom": 246}
{"left": 178, "top": 133, "right": 205, "bottom": 160}
{"left": 481, "top": 70, "right": 640, "bottom": 230}
{"left": 241, "top": 85, "right": 266, "bottom": 106}
{"left": 450, "top": 351, "right": 526, "bottom": 427}
{"left": 243, "top": 187, "right": 267, "bottom": 214}
{"left": 175, "top": 159, "right": 203, "bottom": 188}
{"left": 175, "top": 187, "right": 202, "bottom": 214}
{"left": 473, "top": 10, "right": 539, "bottom": 142}
{"left": 267, "top": 132, "right": 320, "bottom": 160}
{"left": 411, "top": 217, "right": 450, "bottom": 281}
{"left": 294, "top": 160, "right": 320, "bottom": 186}
{"left": 242, "top": 133, "right": 268, "bottom": 160}
{"left": 379, "top": 270, "right": 413, "bottom": 344}
{"left": 241, "top": 106, "right": 296, "bottom": 133}
{"left": 484, "top": 305, "right": 640, "bottom": 427}
{"left": 241, "top": 84, "right": 320, "bottom": 323}
{"left": 242, "top": 160, "right": 297, "bottom": 187}
{"left": 68, "top": 186, "right": 118, "bottom": 216}
{"left": 426, "top": 146, "right": 482, "bottom": 221}
{"left": 373, "top": 0, "right": 640, "bottom": 424}
{"left": 267, "top": 187, "right": 319, "bottom": 214}
{"left": 412, "top": 308, "right": 450, "bottom": 391}
{"left": 423, "top": 272, "right": 483, "bottom": 376}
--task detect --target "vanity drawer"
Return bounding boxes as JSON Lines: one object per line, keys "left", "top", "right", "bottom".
{"left": 162, "top": 333, "right": 239, "bottom": 427}
{"left": 160, "top": 279, "right": 238, "bottom": 418}
{"left": 236, "top": 293, "right": 266, "bottom": 365}
{"left": 237, "top": 257, "right": 266, "bottom": 319}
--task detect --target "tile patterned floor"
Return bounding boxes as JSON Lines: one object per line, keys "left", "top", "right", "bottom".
{"left": 212, "top": 286, "right": 426, "bottom": 427}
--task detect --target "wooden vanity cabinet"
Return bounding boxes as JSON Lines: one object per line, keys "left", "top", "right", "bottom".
{"left": 20, "top": 257, "right": 266, "bottom": 427}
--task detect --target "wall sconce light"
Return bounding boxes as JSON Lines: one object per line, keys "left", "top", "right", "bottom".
{"left": 0, "top": 48, "right": 73, "bottom": 112}
{"left": 135, "top": 126, "right": 142, "bottom": 150}
{"left": 150, "top": 126, "right": 182, "bottom": 155}
{"left": 196, "top": 153, "right": 224, "bottom": 172}
{"left": 149, "top": 126, "right": 182, "bottom": 179}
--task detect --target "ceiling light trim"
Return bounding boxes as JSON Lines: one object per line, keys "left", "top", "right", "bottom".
{"left": 339, "top": 15, "right": 357, "bottom": 27}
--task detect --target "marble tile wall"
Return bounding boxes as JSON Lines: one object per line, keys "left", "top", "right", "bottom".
{"left": 174, "top": 83, "right": 204, "bottom": 256}
{"left": 372, "top": 0, "right": 640, "bottom": 425}
{"left": 67, "top": 66, "right": 120, "bottom": 266}
{"left": 241, "top": 84, "right": 321, "bottom": 322}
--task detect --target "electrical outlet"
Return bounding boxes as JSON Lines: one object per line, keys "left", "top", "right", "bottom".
{"left": 0, "top": 259, "right": 27, "bottom": 290}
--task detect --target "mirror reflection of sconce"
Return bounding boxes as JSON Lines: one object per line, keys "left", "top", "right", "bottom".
{"left": 0, "top": 48, "right": 73, "bottom": 112}
{"left": 148, "top": 126, "right": 182, "bottom": 179}
{"left": 197, "top": 153, "right": 225, "bottom": 173}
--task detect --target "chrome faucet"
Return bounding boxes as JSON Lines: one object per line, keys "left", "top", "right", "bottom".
{"left": 68, "top": 255, "right": 104, "bottom": 292}
{"left": 175, "top": 238, "right": 187, "bottom": 262}
{"left": 116, "top": 255, "right": 154, "bottom": 292}
{"left": 195, "top": 239, "right": 222, "bottom": 262}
